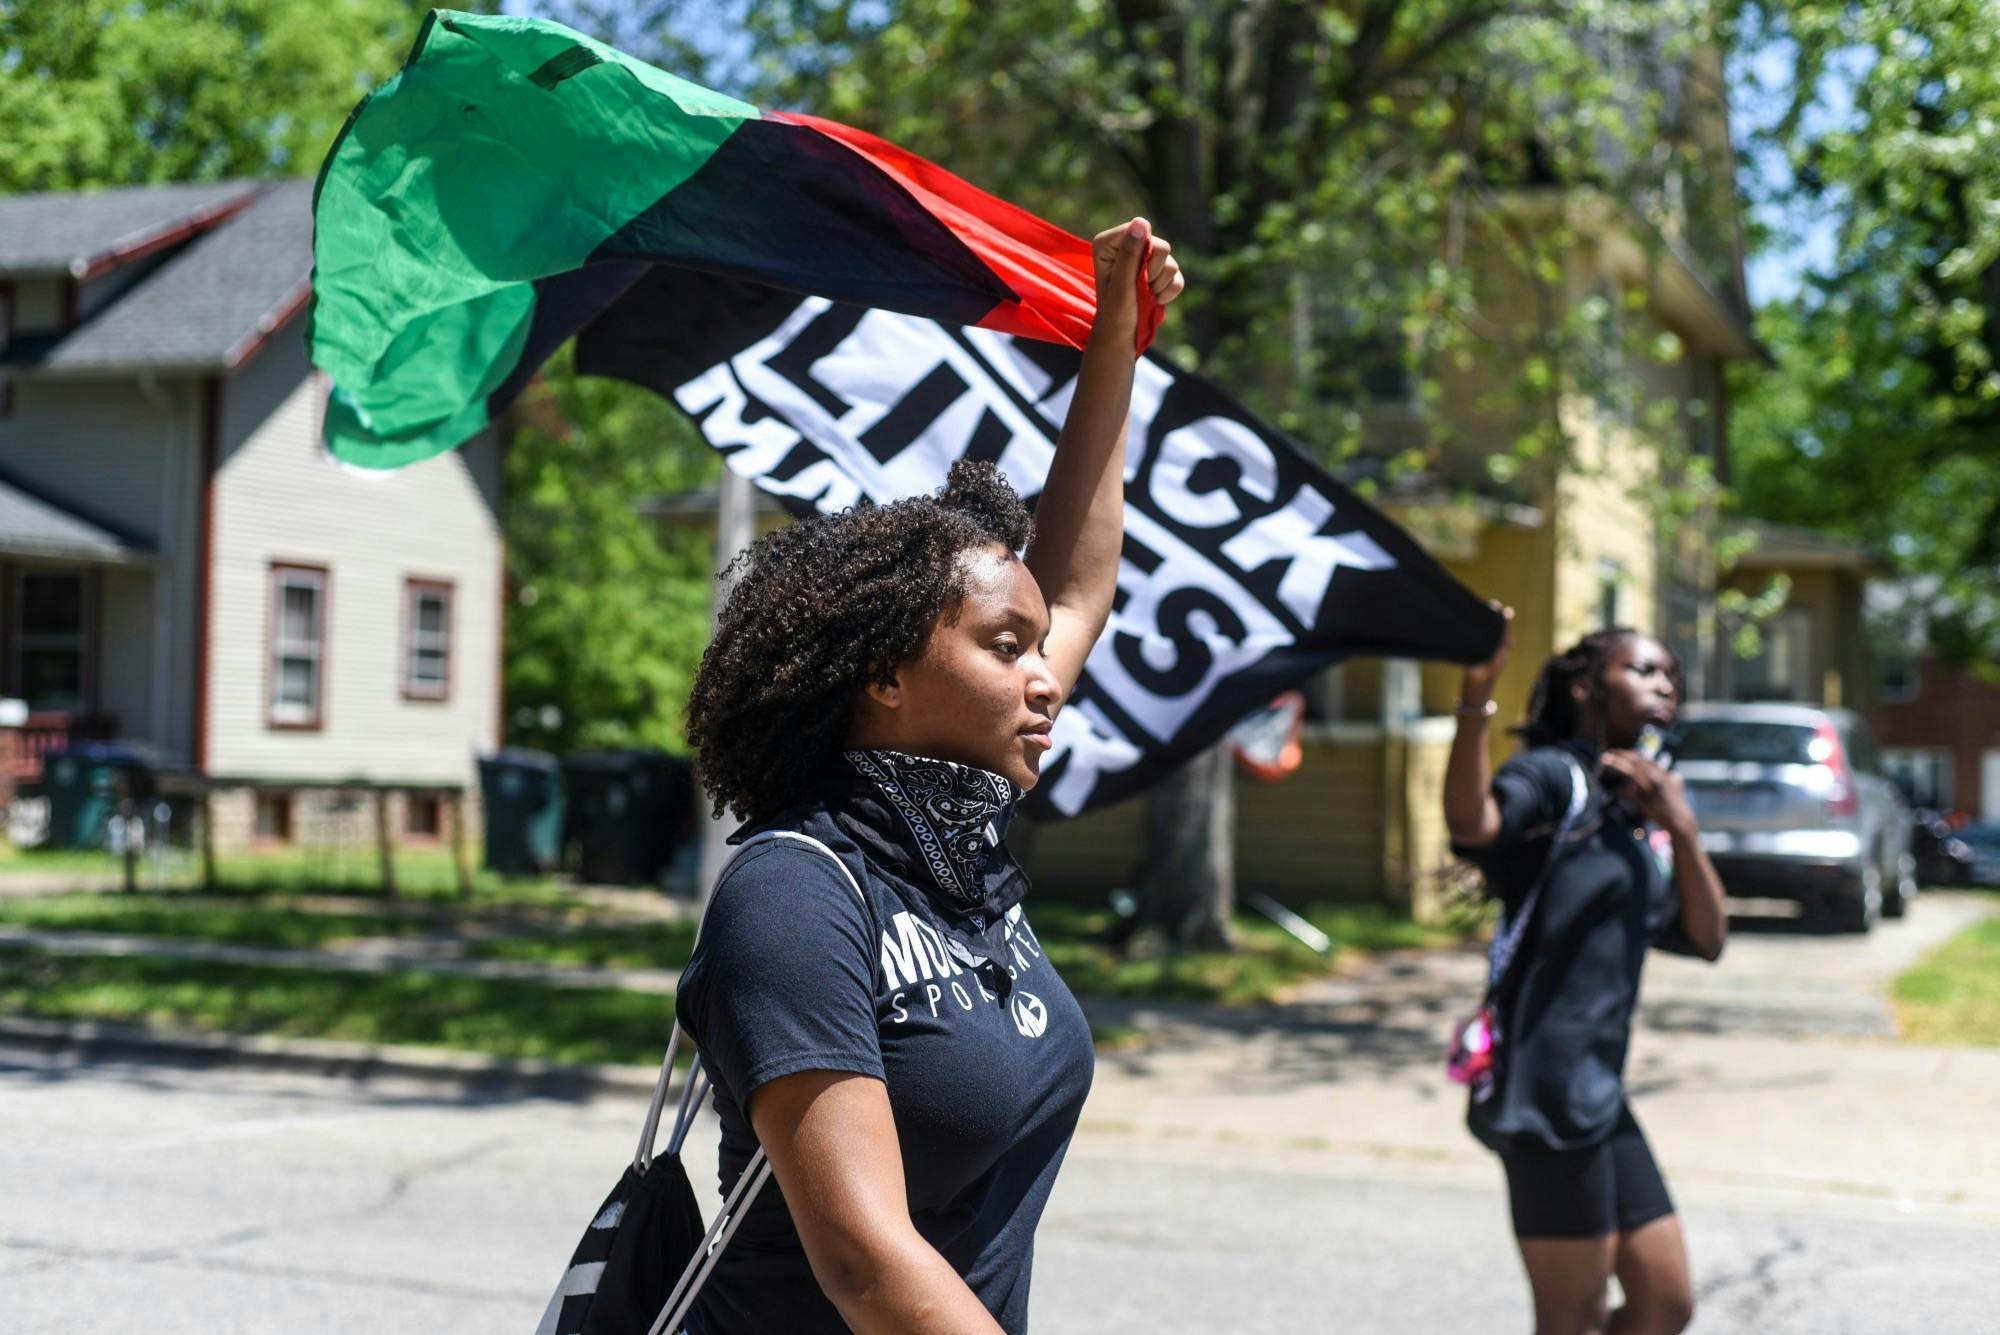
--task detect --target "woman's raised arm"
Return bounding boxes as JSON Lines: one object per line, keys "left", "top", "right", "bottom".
{"left": 1025, "top": 218, "right": 1184, "bottom": 699}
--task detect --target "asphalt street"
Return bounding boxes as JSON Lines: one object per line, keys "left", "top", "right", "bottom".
{"left": 3, "top": 893, "right": 1995, "bottom": 1333}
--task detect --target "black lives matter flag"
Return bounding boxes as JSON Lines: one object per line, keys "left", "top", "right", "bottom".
{"left": 582, "top": 269, "right": 1504, "bottom": 818}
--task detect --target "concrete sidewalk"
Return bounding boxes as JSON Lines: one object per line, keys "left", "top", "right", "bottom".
{"left": 1078, "top": 892, "right": 2000, "bottom": 1222}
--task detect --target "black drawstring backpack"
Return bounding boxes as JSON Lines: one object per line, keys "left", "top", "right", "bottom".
{"left": 534, "top": 831, "right": 863, "bottom": 1335}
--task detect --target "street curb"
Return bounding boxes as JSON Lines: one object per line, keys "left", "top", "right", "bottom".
{"left": 0, "top": 1016, "right": 664, "bottom": 1099}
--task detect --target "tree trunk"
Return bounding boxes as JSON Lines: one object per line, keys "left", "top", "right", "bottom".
{"left": 1124, "top": 745, "right": 1237, "bottom": 954}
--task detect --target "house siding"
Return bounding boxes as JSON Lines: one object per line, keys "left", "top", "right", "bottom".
{"left": 0, "top": 376, "right": 176, "bottom": 543}
{"left": 1019, "top": 732, "right": 1390, "bottom": 905}
{"left": 0, "top": 374, "right": 205, "bottom": 763}
{"left": 98, "top": 565, "right": 155, "bottom": 740}
{"left": 206, "top": 327, "right": 503, "bottom": 784}
{"left": 1870, "top": 658, "right": 2000, "bottom": 822}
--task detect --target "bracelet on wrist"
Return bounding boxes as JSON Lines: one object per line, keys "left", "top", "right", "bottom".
{"left": 1453, "top": 698, "right": 1499, "bottom": 719}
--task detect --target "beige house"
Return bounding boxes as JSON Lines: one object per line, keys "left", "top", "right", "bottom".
{"left": 1714, "top": 521, "right": 1880, "bottom": 710}
{"left": 0, "top": 180, "right": 504, "bottom": 847}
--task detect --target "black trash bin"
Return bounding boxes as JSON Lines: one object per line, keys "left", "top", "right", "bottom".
{"left": 563, "top": 750, "right": 696, "bottom": 885}
{"left": 43, "top": 743, "right": 153, "bottom": 852}
{"left": 477, "top": 749, "right": 567, "bottom": 876}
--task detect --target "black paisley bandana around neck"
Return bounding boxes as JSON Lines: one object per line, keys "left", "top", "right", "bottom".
{"left": 844, "top": 748, "right": 1017, "bottom": 910}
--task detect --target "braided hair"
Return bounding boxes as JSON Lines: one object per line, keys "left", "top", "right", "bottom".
{"left": 687, "top": 459, "right": 1035, "bottom": 824}
{"left": 1515, "top": 627, "right": 1683, "bottom": 748}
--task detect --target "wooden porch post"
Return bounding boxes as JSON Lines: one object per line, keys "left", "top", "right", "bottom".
{"left": 199, "top": 789, "right": 217, "bottom": 892}
{"left": 118, "top": 796, "right": 138, "bottom": 894}
{"left": 450, "top": 789, "right": 473, "bottom": 899}
{"left": 375, "top": 788, "right": 398, "bottom": 898}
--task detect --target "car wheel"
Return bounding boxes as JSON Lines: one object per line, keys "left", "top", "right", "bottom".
{"left": 1829, "top": 866, "right": 1881, "bottom": 934}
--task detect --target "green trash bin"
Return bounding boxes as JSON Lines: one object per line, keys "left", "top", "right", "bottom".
{"left": 477, "top": 749, "right": 566, "bottom": 875}
{"left": 43, "top": 744, "right": 152, "bottom": 852}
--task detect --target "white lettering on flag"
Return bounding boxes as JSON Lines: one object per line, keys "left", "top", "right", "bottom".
{"left": 668, "top": 300, "right": 1425, "bottom": 816}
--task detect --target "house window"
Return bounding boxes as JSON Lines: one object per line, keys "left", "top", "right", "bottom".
{"left": 15, "top": 569, "right": 87, "bottom": 712}
{"left": 1729, "top": 607, "right": 1812, "bottom": 702}
{"left": 253, "top": 792, "right": 294, "bottom": 842}
{"left": 403, "top": 580, "right": 452, "bottom": 700}
{"left": 269, "top": 564, "right": 327, "bottom": 728}
{"left": 1597, "top": 558, "right": 1626, "bottom": 629}
{"left": 1876, "top": 653, "right": 1920, "bottom": 705}
{"left": 1882, "top": 748, "right": 1952, "bottom": 810}
{"left": 406, "top": 794, "right": 442, "bottom": 838}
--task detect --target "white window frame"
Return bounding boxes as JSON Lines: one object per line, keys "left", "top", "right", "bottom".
{"left": 268, "top": 564, "right": 327, "bottom": 729}
{"left": 403, "top": 579, "right": 452, "bottom": 701}
{"left": 1882, "top": 747, "right": 1953, "bottom": 810}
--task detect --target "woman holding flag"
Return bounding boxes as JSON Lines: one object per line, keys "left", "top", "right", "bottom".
{"left": 672, "top": 218, "right": 1181, "bottom": 1334}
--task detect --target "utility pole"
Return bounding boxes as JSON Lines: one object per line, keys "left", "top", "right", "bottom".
{"left": 696, "top": 468, "right": 757, "bottom": 910}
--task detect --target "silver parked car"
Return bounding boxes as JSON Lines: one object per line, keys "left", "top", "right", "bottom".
{"left": 1674, "top": 703, "right": 1917, "bottom": 932}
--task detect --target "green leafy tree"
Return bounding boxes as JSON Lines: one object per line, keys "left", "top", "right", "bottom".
{"left": 662, "top": 0, "right": 1730, "bottom": 948}
{"left": 0, "top": 0, "right": 434, "bottom": 192}
{"left": 1730, "top": 1, "right": 2000, "bottom": 664}
{"left": 502, "top": 349, "right": 722, "bottom": 756}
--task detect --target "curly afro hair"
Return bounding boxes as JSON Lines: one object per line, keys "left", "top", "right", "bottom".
{"left": 688, "top": 459, "right": 1036, "bottom": 823}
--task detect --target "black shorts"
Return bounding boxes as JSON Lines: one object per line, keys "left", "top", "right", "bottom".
{"left": 1501, "top": 1104, "right": 1675, "bottom": 1239}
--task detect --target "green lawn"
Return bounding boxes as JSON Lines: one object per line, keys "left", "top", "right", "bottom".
{"left": 0, "top": 948, "right": 677, "bottom": 1066}
{"left": 0, "top": 884, "right": 1473, "bottom": 1063}
{"left": 464, "top": 922, "right": 698, "bottom": 971}
{"left": 0, "top": 842, "right": 575, "bottom": 905}
{"left": 0, "top": 886, "right": 1466, "bottom": 1005}
{"left": 1893, "top": 900, "right": 2000, "bottom": 1046}
{"left": 0, "top": 889, "right": 688, "bottom": 963}
{"left": 0, "top": 846, "right": 124, "bottom": 877}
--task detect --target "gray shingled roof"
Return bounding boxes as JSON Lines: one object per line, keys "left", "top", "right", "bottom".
{"left": 0, "top": 180, "right": 259, "bottom": 277}
{"left": 3, "top": 179, "right": 313, "bottom": 375}
{"left": 0, "top": 466, "right": 149, "bottom": 563}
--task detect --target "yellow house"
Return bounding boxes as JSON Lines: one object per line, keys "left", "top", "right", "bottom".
{"left": 1713, "top": 520, "right": 1881, "bottom": 709}
{"left": 1020, "top": 96, "right": 1766, "bottom": 918}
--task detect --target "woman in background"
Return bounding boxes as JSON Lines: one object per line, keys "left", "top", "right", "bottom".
{"left": 1445, "top": 614, "right": 1727, "bottom": 1335}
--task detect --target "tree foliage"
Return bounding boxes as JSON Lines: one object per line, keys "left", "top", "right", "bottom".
{"left": 640, "top": 0, "right": 1739, "bottom": 944}
{"left": 0, "top": 0, "right": 434, "bottom": 192}
{"left": 1730, "top": 0, "right": 2000, "bottom": 662}
{"left": 501, "top": 349, "right": 722, "bottom": 756}
{"left": 719, "top": 0, "right": 1727, "bottom": 479}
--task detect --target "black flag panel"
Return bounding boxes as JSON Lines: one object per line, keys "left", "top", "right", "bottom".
{"left": 578, "top": 269, "right": 1504, "bottom": 817}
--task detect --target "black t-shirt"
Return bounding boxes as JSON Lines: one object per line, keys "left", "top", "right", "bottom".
{"left": 1456, "top": 742, "right": 1700, "bottom": 1153}
{"left": 674, "top": 801, "right": 1094, "bottom": 1334}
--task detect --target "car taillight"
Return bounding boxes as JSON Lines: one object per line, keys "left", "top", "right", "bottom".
{"left": 1815, "top": 721, "right": 1858, "bottom": 818}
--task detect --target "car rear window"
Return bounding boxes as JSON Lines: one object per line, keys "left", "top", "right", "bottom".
{"left": 1676, "top": 720, "right": 1819, "bottom": 764}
